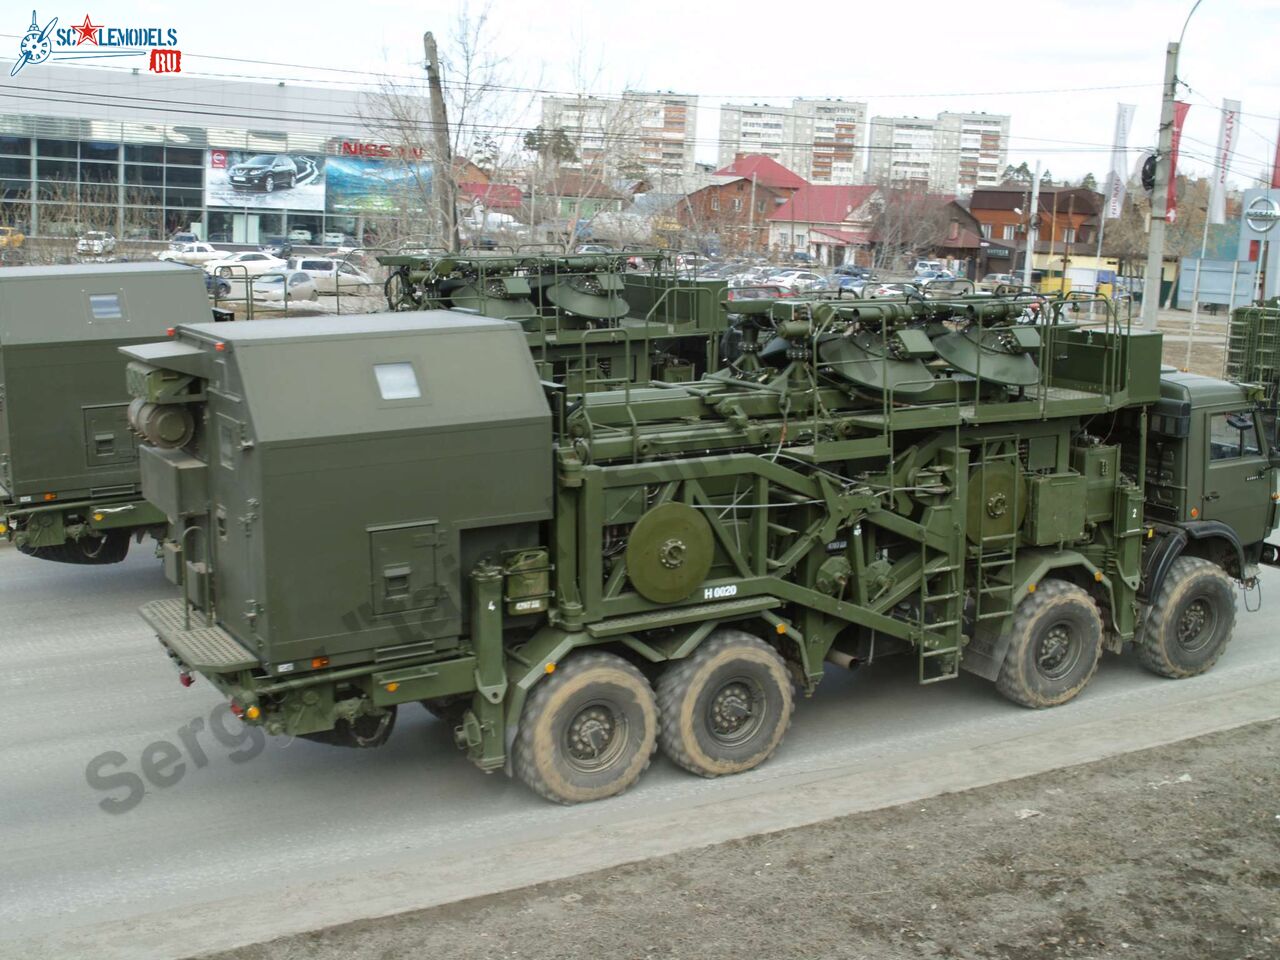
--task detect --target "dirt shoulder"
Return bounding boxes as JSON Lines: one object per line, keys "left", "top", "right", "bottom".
{"left": 200, "top": 720, "right": 1279, "bottom": 960}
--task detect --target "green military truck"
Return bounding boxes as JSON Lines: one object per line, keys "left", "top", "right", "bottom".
{"left": 125, "top": 296, "right": 1278, "bottom": 803}
{"left": 0, "top": 262, "right": 214, "bottom": 562}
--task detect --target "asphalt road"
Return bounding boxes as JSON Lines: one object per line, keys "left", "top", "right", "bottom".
{"left": 2, "top": 544, "right": 1279, "bottom": 957}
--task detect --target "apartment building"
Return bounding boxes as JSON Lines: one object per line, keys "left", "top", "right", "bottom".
{"left": 539, "top": 90, "right": 698, "bottom": 181}
{"left": 718, "top": 98, "right": 868, "bottom": 184}
{"left": 866, "top": 111, "right": 1010, "bottom": 194}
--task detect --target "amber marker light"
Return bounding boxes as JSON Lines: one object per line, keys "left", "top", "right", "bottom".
{"left": 1190, "top": 507, "right": 1199, "bottom": 518}
{"left": 214, "top": 341, "right": 226, "bottom": 352}
{"left": 246, "top": 705, "right": 261, "bottom": 720}
{"left": 311, "top": 656, "right": 330, "bottom": 669}
{"left": 775, "top": 623, "right": 787, "bottom": 635}
{"left": 545, "top": 662, "right": 556, "bottom": 674}
{"left": 385, "top": 682, "right": 400, "bottom": 693}
{"left": 43, "top": 493, "right": 56, "bottom": 501}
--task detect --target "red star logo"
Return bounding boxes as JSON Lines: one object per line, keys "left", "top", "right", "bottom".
{"left": 72, "top": 15, "right": 101, "bottom": 45}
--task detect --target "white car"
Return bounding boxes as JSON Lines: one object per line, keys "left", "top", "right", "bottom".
{"left": 768, "top": 270, "right": 828, "bottom": 293}
{"left": 288, "top": 228, "right": 313, "bottom": 244}
{"left": 158, "top": 242, "right": 223, "bottom": 265}
{"left": 76, "top": 231, "right": 116, "bottom": 255}
{"left": 251, "top": 271, "right": 318, "bottom": 303}
{"left": 287, "top": 256, "right": 376, "bottom": 295}
{"left": 320, "top": 231, "right": 349, "bottom": 246}
{"left": 205, "top": 251, "right": 288, "bottom": 278}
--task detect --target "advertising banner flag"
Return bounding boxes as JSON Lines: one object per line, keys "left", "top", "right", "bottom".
{"left": 1271, "top": 118, "right": 1280, "bottom": 189}
{"left": 1105, "top": 103, "right": 1136, "bottom": 219}
{"left": 1208, "top": 99, "right": 1241, "bottom": 225}
{"left": 1166, "top": 100, "right": 1191, "bottom": 223}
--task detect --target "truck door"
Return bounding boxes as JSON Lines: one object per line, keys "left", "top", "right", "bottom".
{"left": 1201, "top": 409, "right": 1272, "bottom": 546}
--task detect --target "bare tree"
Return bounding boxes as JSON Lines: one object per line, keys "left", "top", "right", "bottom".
{"left": 868, "top": 182, "right": 952, "bottom": 271}
{"left": 359, "top": 3, "right": 531, "bottom": 249}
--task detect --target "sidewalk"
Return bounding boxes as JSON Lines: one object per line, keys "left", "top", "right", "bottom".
{"left": 202, "top": 719, "right": 1280, "bottom": 960}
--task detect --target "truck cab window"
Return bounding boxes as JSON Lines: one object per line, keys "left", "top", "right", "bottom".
{"left": 1209, "top": 411, "right": 1259, "bottom": 461}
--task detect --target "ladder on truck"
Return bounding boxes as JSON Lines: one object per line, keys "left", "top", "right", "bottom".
{"left": 916, "top": 445, "right": 970, "bottom": 684}
{"left": 971, "top": 435, "right": 1022, "bottom": 635}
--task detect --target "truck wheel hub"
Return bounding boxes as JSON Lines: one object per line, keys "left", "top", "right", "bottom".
{"left": 707, "top": 679, "right": 763, "bottom": 744}
{"left": 1036, "top": 623, "right": 1079, "bottom": 680}
{"left": 1176, "top": 599, "right": 1215, "bottom": 652}
{"left": 566, "top": 704, "right": 624, "bottom": 769}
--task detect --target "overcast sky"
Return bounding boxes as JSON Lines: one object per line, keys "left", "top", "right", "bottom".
{"left": 11, "top": 0, "right": 1279, "bottom": 186}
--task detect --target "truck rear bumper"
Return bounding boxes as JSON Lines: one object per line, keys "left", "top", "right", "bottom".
{"left": 140, "top": 598, "right": 259, "bottom": 675}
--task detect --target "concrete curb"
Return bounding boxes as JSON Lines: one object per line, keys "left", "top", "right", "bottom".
{"left": 8, "top": 678, "right": 1280, "bottom": 960}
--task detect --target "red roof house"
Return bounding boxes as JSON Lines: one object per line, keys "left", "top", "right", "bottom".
{"left": 767, "top": 184, "right": 881, "bottom": 263}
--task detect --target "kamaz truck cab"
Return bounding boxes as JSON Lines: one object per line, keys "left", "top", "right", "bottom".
{"left": 1145, "top": 372, "right": 1280, "bottom": 583}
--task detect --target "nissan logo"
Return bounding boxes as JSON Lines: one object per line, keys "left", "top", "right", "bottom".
{"left": 1245, "top": 196, "right": 1279, "bottom": 234}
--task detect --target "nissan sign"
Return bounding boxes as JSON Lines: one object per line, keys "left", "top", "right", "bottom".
{"left": 1245, "top": 196, "right": 1279, "bottom": 234}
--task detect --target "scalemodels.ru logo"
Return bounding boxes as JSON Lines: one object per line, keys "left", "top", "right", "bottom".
{"left": 10, "top": 9, "right": 181, "bottom": 77}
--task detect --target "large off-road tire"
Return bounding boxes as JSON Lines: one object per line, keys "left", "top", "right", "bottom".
{"left": 17, "top": 530, "right": 130, "bottom": 565}
{"left": 656, "top": 629, "right": 794, "bottom": 778}
{"left": 300, "top": 706, "right": 397, "bottom": 748}
{"left": 513, "top": 651, "right": 657, "bottom": 804}
{"left": 996, "top": 579, "right": 1102, "bottom": 709}
{"left": 1137, "top": 556, "right": 1236, "bottom": 678}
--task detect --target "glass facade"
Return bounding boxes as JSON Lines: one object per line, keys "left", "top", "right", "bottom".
{"left": 0, "top": 116, "right": 383, "bottom": 243}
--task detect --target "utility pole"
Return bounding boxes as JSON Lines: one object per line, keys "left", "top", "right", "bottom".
{"left": 1141, "top": 42, "right": 1179, "bottom": 328}
{"left": 1022, "top": 161, "right": 1041, "bottom": 291}
{"left": 423, "top": 31, "right": 459, "bottom": 253}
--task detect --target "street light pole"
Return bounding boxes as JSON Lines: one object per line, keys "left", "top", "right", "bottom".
{"left": 1141, "top": 1, "right": 1205, "bottom": 328}
{"left": 1141, "top": 41, "right": 1179, "bottom": 328}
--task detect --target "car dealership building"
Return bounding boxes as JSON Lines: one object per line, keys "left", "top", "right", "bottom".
{"left": 0, "top": 61, "right": 433, "bottom": 244}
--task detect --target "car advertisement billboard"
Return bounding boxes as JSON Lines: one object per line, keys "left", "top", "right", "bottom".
{"left": 325, "top": 155, "right": 432, "bottom": 214}
{"left": 206, "top": 149, "right": 326, "bottom": 210}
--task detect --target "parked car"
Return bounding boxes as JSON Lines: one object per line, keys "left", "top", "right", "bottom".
{"left": 205, "top": 251, "right": 288, "bottom": 278}
{"left": 725, "top": 284, "right": 790, "bottom": 301}
{"left": 229, "top": 155, "right": 298, "bottom": 193}
{"left": 768, "top": 270, "right": 828, "bottom": 293}
{"left": 286, "top": 256, "right": 376, "bottom": 295}
{"left": 321, "top": 231, "right": 350, "bottom": 247}
{"left": 978, "top": 272, "right": 1021, "bottom": 291}
{"left": 788, "top": 251, "right": 814, "bottom": 263}
{"left": 0, "top": 226, "right": 26, "bottom": 249}
{"left": 833, "top": 264, "right": 874, "bottom": 279}
{"left": 259, "top": 236, "right": 293, "bottom": 260}
{"left": 169, "top": 231, "right": 199, "bottom": 245}
{"left": 913, "top": 259, "right": 944, "bottom": 275}
{"left": 157, "top": 242, "right": 223, "bottom": 265}
{"left": 288, "top": 228, "right": 313, "bottom": 244}
{"left": 250, "top": 271, "right": 318, "bottom": 303}
{"left": 835, "top": 275, "right": 871, "bottom": 294}
{"left": 916, "top": 270, "right": 957, "bottom": 286}
{"left": 76, "top": 232, "right": 116, "bottom": 255}
{"left": 575, "top": 243, "right": 612, "bottom": 254}
{"left": 865, "top": 282, "right": 916, "bottom": 297}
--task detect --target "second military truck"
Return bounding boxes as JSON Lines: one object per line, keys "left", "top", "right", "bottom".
{"left": 125, "top": 296, "right": 1277, "bottom": 802}
{"left": 0, "top": 263, "right": 218, "bottom": 562}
